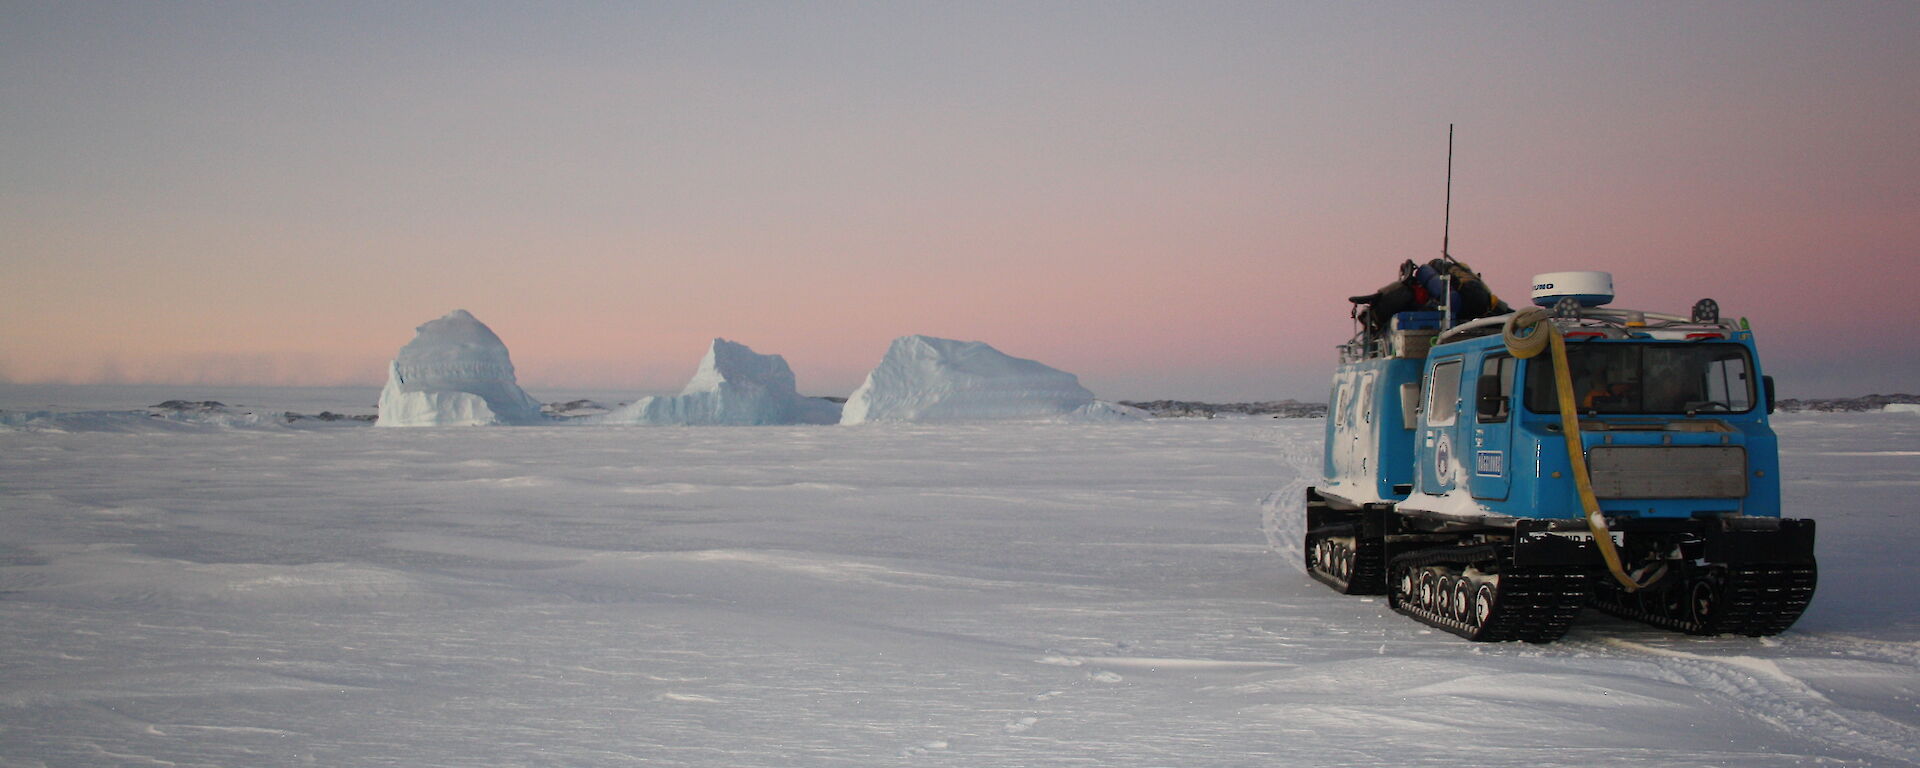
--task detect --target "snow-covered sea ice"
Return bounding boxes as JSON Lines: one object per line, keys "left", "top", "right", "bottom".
{"left": 1, "top": 390, "right": 1916, "bottom": 767}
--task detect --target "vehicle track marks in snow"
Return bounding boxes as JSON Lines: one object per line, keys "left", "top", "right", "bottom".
{"left": 1601, "top": 638, "right": 1920, "bottom": 766}
{"left": 1033, "top": 655, "right": 1293, "bottom": 672}
{"left": 1794, "top": 633, "right": 1920, "bottom": 667}
{"left": 900, "top": 740, "right": 949, "bottom": 757}
{"left": 1259, "top": 433, "right": 1317, "bottom": 574}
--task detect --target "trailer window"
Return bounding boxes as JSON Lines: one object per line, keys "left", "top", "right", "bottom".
{"left": 1360, "top": 373, "right": 1376, "bottom": 425}
{"left": 1525, "top": 343, "right": 1756, "bottom": 415}
{"left": 1428, "top": 359, "right": 1463, "bottom": 426}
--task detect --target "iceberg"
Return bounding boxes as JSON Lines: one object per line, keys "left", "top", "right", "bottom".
{"left": 603, "top": 338, "right": 841, "bottom": 426}
{"left": 375, "top": 310, "right": 546, "bottom": 427}
{"left": 841, "top": 335, "right": 1134, "bottom": 424}
{"left": 1067, "top": 400, "right": 1151, "bottom": 421}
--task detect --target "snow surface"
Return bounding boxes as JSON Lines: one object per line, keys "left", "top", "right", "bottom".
{"left": 602, "top": 338, "right": 841, "bottom": 426}
{"left": 376, "top": 310, "right": 546, "bottom": 426}
{"left": 842, "top": 335, "right": 1133, "bottom": 424}
{"left": 2, "top": 394, "right": 1918, "bottom": 767}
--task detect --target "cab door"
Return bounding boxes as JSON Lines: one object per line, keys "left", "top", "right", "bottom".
{"left": 1468, "top": 354, "right": 1516, "bottom": 500}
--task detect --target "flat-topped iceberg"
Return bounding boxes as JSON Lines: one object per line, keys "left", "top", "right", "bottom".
{"left": 376, "top": 310, "right": 545, "bottom": 427}
{"left": 841, "top": 335, "right": 1134, "bottom": 424}
{"left": 603, "top": 338, "right": 841, "bottom": 426}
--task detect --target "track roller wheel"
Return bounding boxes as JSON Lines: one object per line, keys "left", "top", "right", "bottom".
{"left": 1469, "top": 583, "right": 1496, "bottom": 629}
{"left": 1448, "top": 577, "right": 1471, "bottom": 623}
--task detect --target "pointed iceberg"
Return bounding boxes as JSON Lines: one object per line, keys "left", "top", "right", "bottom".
{"left": 603, "top": 338, "right": 841, "bottom": 426}
{"left": 375, "top": 310, "right": 545, "bottom": 426}
{"left": 841, "top": 335, "right": 1130, "bottom": 424}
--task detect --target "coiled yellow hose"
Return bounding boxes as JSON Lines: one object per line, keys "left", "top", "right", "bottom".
{"left": 1503, "top": 307, "right": 1652, "bottom": 592}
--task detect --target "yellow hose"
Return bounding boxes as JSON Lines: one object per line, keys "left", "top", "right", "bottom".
{"left": 1502, "top": 308, "right": 1651, "bottom": 592}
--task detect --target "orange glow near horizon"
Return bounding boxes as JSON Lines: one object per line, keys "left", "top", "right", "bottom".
{"left": 5, "top": 4, "right": 1917, "bottom": 400}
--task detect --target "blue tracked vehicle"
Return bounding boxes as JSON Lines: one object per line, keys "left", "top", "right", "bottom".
{"left": 1308, "top": 269, "right": 1816, "bottom": 642}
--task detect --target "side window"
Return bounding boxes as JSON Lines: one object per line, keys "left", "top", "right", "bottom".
{"left": 1476, "top": 355, "right": 1515, "bottom": 422}
{"left": 1704, "top": 354, "right": 1754, "bottom": 411}
{"left": 1428, "top": 359, "right": 1463, "bottom": 426}
{"left": 1336, "top": 376, "right": 1354, "bottom": 426}
{"left": 1360, "top": 373, "right": 1376, "bottom": 425}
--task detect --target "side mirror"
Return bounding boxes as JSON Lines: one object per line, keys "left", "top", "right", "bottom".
{"left": 1476, "top": 374, "right": 1507, "bottom": 418}
{"left": 1763, "top": 375, "right": 1776, "bottom": 414}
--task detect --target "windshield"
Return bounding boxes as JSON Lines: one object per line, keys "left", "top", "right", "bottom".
{"left": 1525, "top": 343, "right": 1756, "bottom": 415}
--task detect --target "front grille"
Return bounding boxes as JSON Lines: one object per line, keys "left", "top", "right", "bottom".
{"left": 1587, "top": 446, "right": 1747, "bottom": 499}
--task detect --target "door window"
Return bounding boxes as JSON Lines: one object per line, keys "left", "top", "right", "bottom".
{"left": 1477, "top": 355, "right": 1515, "bottom": 422}
{"left": 1428, "top": 359, "right": 1463, "bottom": 426}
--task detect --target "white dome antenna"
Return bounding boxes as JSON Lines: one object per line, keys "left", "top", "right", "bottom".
{"left": 1530, "top": 271, "right": 1614, "bottom": 308}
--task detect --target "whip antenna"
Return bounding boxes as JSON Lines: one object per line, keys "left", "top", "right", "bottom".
{"left": 1442, "top": 123, "right": 1454, "bottom": 261}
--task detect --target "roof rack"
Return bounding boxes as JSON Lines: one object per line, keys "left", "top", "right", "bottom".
{"left": 1436, "top": 305, "right": 1744, "bottom": 346}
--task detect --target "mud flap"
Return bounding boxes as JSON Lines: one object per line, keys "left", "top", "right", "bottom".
{"left": 1704, "top": 518, "right": 1816, "bottom": 565}
{"left": 1510, "top": 519, "right": 1599, "bottom": 568}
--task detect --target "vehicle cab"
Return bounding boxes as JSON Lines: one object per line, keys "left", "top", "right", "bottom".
{"left": 1402, "top": 272, "right": 1780, "bottom": 523}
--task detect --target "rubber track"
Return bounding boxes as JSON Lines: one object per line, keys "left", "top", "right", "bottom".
{"left": 1388, "top": 545, "right": 1589, "bottom": 644}
{"left": 1591, "top": 562, "right": 1817, "bottom": 637}
{"left": 1304, "top": 523, "right": 1385, "bottom": 595}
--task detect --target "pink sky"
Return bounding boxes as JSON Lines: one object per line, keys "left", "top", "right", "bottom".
{"left": 4, "top": 3, "right": 1916, "bottom": 400}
